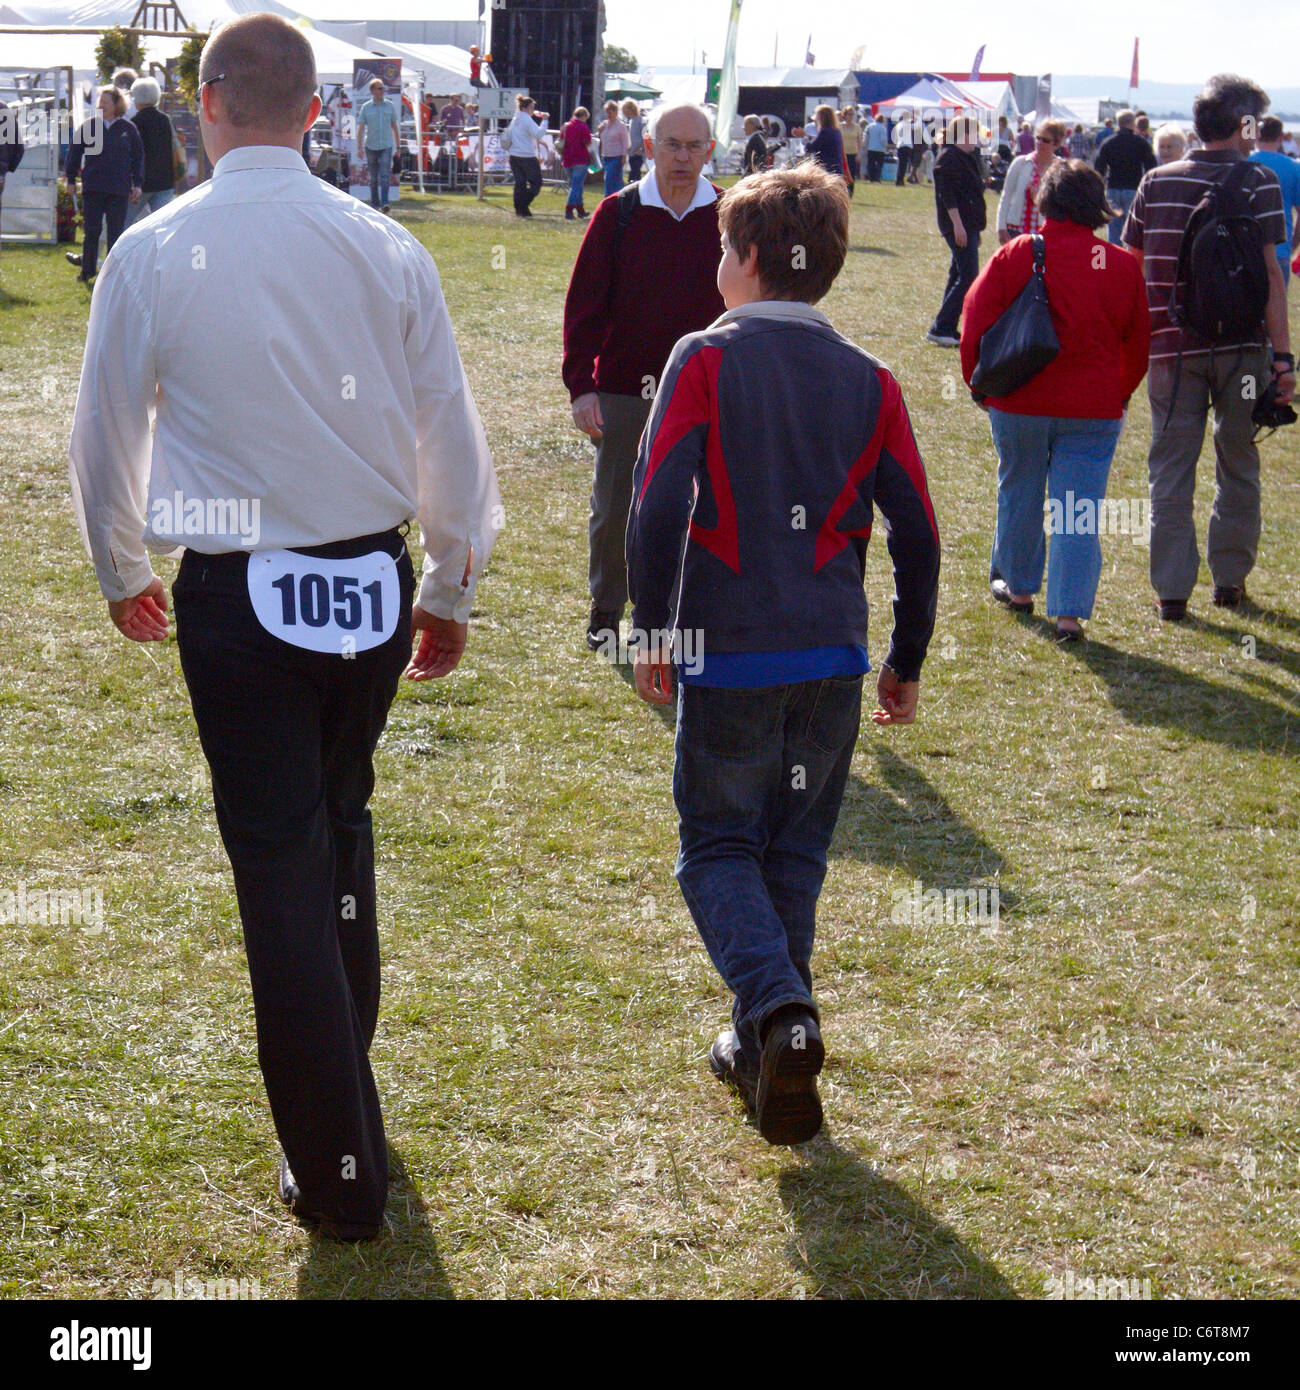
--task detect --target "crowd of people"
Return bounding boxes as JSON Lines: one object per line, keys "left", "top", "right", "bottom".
{"left": 37, "top": 16, "right": 1300, "bottom": 1234}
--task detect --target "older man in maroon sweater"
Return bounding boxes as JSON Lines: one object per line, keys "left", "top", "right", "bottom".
{"left": 563, "top": 103, "right": 726, "bottom": 649}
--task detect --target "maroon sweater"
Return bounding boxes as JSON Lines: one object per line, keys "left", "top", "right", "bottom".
{"left": 562, "top": 185, "right": 725, "bottom": 400}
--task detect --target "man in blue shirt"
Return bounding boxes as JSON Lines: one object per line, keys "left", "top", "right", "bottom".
{"left": 1251, "top": 115, "right": 1300, "bottom": 285}
{"left": 865, "top": 113, "right": 889, "bottom": 181}
{"left": 355, "top": 76, "right": 400, "bottom": 210}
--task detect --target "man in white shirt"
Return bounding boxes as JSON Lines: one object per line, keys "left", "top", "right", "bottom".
{"left": 68, "top": 13, "right": 500, "bottom": 1241}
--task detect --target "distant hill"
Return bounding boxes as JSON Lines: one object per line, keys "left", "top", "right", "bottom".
{"left": 1052, "top": 75, "right": 1300, "bottom": 120}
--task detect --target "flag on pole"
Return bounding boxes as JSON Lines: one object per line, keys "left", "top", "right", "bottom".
{"left": 970, "top": 45, "right": 985, "bottom": 82}
{"left": 1130, "top": 38, "right": 1139, "bottom": 91}
{"left": 805, "top": 35, "right": 815, "bottom": 66}
{"left": 715, "top": 0, "right": 745, "bottom": 150}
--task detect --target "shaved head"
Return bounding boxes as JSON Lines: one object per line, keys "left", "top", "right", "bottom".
{"left": 650, "top": 103, "right": 712, "bottom": 142}
{"left": 200, "top": 13, "right": 317, "bottom": 131}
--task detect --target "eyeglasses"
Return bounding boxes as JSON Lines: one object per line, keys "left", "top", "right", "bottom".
{"left": 1035, "top": 135, "right": 1055, "bottom": 144}
{"left": 656, "top": 138, "right": 709, "bottom": 155}
{"left": 201, "top": 72, "right": 227, "bottom": 89}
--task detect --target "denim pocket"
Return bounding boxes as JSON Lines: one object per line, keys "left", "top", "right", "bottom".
{"left": 687, "top": 685, "right": 787, "bottom": 761}
{"left": 805, "top": 675, "right": 863, "bottom": 756}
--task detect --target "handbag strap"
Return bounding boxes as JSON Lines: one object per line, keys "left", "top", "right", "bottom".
{"left": 1031, "top": 233, "right": 1046, "bottom": 277}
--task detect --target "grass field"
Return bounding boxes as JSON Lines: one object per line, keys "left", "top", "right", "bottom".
{"left": 1, "top": 177, "right": 1297, "bottom": 1301}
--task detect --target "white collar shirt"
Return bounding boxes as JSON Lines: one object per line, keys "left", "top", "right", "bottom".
{"left": 507, "top": 110, "right": 546, "bottom": 159}
{"left": 68, "top": 143, "right": 500, "bottom": 620}
{"left": 636, "top": 169, "right": 717, "bottom": 221}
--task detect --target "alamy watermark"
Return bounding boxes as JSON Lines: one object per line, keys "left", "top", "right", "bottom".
{"left": 0, "top": 881, "right": 103, "bottom": 929}
{"left": 890, "top": 879, "right": 1000, "bottom": 928}
{"left": 1045, "top": 1270, "right": 1153, "bottom": 1301}
{"left": 595, "top": 624, "right": 705, "bottom": 677}
{"left": 151, "top": 1269, "right": 262, "bottom": 1300}
{"left": 149, "top": 492, "right": 261, "bottom": 547}
{"left": 1045, "top": 492, "right": 1150, "bottom": 545}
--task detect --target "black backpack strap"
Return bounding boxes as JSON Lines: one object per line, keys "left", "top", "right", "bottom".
{"left": 612, "top": 182, "right": 641, "bottom": 260}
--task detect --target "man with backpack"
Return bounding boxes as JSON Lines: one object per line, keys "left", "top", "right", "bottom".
{"left": 1123, "top": 74, "right": 1294, "bottom": 619}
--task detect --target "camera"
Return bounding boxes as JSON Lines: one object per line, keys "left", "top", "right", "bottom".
{"left": 1252, "top": 374, "right": 1297, "bottom": 441}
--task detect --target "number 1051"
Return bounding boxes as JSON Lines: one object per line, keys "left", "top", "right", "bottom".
{"left": 270, "top": 572, "right": 385, "bottom": 632}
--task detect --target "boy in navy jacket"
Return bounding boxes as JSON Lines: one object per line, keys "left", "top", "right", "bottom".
{"left": 628, "top": 162, "right": 940, "bottom": 1145}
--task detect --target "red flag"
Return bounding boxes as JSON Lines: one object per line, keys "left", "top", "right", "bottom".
{"left": 1130, "top": 38, "right": 1139, "bottom": 91}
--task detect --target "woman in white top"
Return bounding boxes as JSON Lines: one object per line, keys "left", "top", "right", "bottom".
{"left": 504, "top": 94, "right": 547, "bottom": 218}
{"left": 996, "top": 119, "right": 1067, "bottom": 242}
{"left": 596, "top": 99, "right": 631, "bottom": 198}
{"left": 622, "top": 100, "right": 645, "bottom": 182}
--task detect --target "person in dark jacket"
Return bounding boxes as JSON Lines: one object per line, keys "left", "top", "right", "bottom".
{"left": 802, "top": 104, "right": 845, "bottom": 181}
{"left": 926, "top": 116, "right": 988, "bottom": 347}
{"left": 129, "top": 77, "right": 178, "bottom": 225}
{"left": 65, "top": 85, "right": 143, "bottom": 282}
{"left": 1094, "top": 109, "right": 1157, "bottom": 244}
{"left": 628, "top": 161, "right": 939, "bottom": 1146}
{"left": 961, "top": 160, "right": 1150, "bottom": 639}
{"left": 742, "top": 115, "right": 768, "bottom": 174}
{"left": 0, "top": 97, "right": 25, "bottom": 270}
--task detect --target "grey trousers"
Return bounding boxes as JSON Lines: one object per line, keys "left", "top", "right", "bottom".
{"left": 1145, "top": 349, "right": 1268, "bottom": 601}
{"left": 589, "top": 390, "right": 654, "bottom": 614}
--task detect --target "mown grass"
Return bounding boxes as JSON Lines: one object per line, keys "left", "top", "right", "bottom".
{"left": 0, "top": 178, "right": 1297, "bottom": 1300}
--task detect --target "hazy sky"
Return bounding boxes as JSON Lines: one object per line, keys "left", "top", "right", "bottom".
{"left": 602, "top": 0, "right": 1298, "bottom": 87}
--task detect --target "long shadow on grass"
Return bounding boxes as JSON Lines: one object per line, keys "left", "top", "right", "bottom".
{"left": 779, "top": 1135, "right": 1017, "bottom": 1298}
{"left": 1062, "top": 637, "right": 1298, "bottom": 753}
{"left": 296, "top": 1146, "right": 453, "bottom": 1299}
{"left": 833, "top": 744, "right": 1014, "bottom": 905}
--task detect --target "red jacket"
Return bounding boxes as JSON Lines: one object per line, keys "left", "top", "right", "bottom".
{"left": 960, "top": 219, "right": 1150, "bottom": 417}
{"left": 562, "top": 186, "right": 724, "bottom": 400}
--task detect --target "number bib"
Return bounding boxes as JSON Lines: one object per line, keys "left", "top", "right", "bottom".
{"left": 247, "top": 550, "right": 400, "bottom": 654}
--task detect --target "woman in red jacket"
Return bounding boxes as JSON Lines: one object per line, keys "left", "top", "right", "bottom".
{"left": 961, "top": 159, "right": 1151, "bottom": 639}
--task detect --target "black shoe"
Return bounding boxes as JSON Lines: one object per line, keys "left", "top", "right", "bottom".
{"left": 990, "top": 578, "right": 1033, "bottom": 614}
{"left": 1212, "top": 584, "right": 1246, "bottom": 609}
{"left": 755, "top": 1007, "right": 824, "bottom": 1146}
{"left": 585, "top": 607, "right": 620, "bottom": 650}
{"left": 1055, "top": 621, "right": 1084, "bottom": 642}
{"left": 1156, "top": 598, "right": 1188, "bottom": 621}
{"left": 708, "top": 1029, "right": 757, "bottom": 1116}
{"left": 66, "top": 251, "right": 82, "bottom": 266}
{"left": 277, "top": 1155, "right": 382, "bottom": 1242}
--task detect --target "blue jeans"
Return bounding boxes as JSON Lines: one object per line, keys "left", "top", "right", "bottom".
{"left": 930, "top": 228, "right": 980, "bottom": 338}
{"left": 1107, "top": 188, "right": 1135, "bottom": 245}
{"left": 603, "top": 155, "right": 624, "bottom": 197}
{"left": 988, "top": 410, "right": 1124, "bottom": 619}
{"left": 366, "top": 147, "right": 392, "bottom": 207}
{"left": 129, "top": 187, "right": 175, "bottom": 225}
{"left": 566, "top": 164, "right": 587, "bottom": 206}
{"left": 673, "top": 676, "right": 862, "bottom": 1078}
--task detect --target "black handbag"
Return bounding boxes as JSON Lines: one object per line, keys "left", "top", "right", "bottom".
{"left": 970, "top": 234, "right": 1060, "bottom": 399}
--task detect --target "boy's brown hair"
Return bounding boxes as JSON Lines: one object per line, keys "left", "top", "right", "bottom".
{"left": 717, "top": 162, "right": 850, "bottom": 304}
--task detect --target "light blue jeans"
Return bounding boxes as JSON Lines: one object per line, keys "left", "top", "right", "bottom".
{"left": 988, "top": 410, "right": 1124, "bottom": 620}
{"left": 566, "top": 164, "right": 587, "bottom": 206}
{"left": 602, "top": 155, "right": 623, "bottom": 197}
{"left": 128, "top": 187, "right": 174, "bottom": 225}
{"left": 1107, "top": 187, "right": 1136, "bottom": 246}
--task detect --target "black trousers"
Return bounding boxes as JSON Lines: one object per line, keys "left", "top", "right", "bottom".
{"left": 866, "top": 149, "right": 885, "bottom": 182}
{"left": 894, "top": 147, "right": 911, "bottom": 185}
{"left": 173, "top": 531, "right": 413, "bottom": 1229}
{"left": 930, "top": 227, "right": 981, "bottom": 339}
{"left": 81, "top": 189, "right": 128, "bottom": 276}
{"left": 509, "top": 155, "right": 542, "bottom": 214}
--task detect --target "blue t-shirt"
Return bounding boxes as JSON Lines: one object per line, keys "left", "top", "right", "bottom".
{"left": 1250, "top": 150, "right": 1300, "bottom": 269}
{"left": 359, "top": 97, "right": 397, "bottom": 150}
{"left": 866, "top": 121, "right": 888, "bottom": 153}
{"left": 678, "top": 644, "right": 870, "bottom": 688}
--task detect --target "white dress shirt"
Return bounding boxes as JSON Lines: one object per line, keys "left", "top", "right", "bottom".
{"left": 69, "top": 144, "right": 500, "bottom": 621}
{"left": 636, "top": 169, "right": 718, "bottom": 222}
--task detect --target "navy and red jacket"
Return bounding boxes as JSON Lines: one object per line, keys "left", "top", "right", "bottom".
{"left": 628, "top": 301, "right": 940, "bottom": 683}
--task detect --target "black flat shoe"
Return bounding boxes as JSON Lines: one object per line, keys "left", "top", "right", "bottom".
{"left": 277, "top": 1155, "right": 382, "bottom": 1242}
{"left": 990, "top": 578, "right": 1033, "bottom": 614}
{"left": 585, "top": 606, "right": 620, "bottom": 650}
{"left": 708, "top": 1029, "right": 757, "bottom": 1116}
{"left": 1055, "top": 622, "right": 1084, "bottom": 642}
{"left": 1156, "top": 598, "right": 1188, "bottom": 621}
{"left": 1212, "top": 584, "right": 1246, "bottom": 609}
{"left": 755, "top": 1008, "right": 824, "bottom": 1146}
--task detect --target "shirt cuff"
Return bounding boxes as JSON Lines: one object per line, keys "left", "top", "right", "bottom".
{"left": 416, "top": 570, "right": 474, "bottom": 624}
{"left": 97, "top": 555, "right": 157, "bottom": 604}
